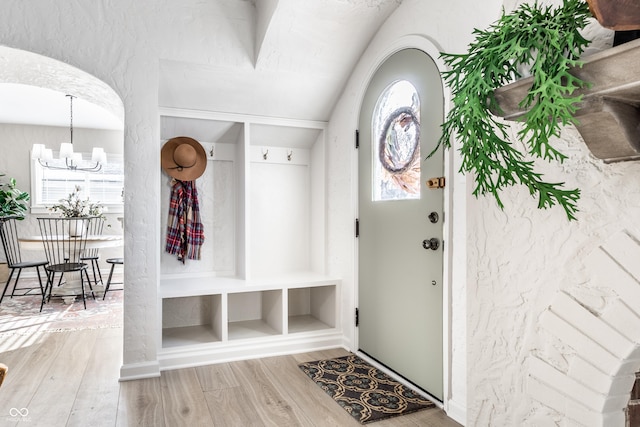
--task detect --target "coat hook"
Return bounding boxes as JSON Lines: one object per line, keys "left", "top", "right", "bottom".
{"left": 209, "top": 146, "right": 215, "bottom": 157}
{"left": 287, "top": 150, "right": 293, "bottom": 161}
{"left": 262, "top": 149, "right": 269, "bottom": 160}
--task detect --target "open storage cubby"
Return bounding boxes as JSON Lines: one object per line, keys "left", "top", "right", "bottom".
{"left": 247, "top": 123, "right": 325, "bottom": 279}
{"left": 158, "top": 108, "right": 341, "bottom": 370}
{"left": 160, "top": 113, "right": 245, "bottom": 278}
{"left": 228, "top": 290, "right": 283, "bottom": 340}
{"left": 288, "top": 285, "right": 336, "bottom": 334}
{"left": 162, "top": 294, "right": 223, "bottom": 348}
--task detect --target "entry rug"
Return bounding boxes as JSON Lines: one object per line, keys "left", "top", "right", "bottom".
{"left": 0, "top": 277, "right": 123, "bottom": 336}
{"left": 298, "top": 354, "right": 435, "bottom": 424}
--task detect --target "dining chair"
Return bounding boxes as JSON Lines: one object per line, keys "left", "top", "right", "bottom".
{"left": 0, "top": 217, "right": 48, "bottom": 309}
{"left": 37, "top": 217, "right": 95, "bottom": 310}
{"left": 103, "top": 257, "right": 123, "bottom": 300}
{"left": 80, "top": 216, "right": 105, "bottom": 288}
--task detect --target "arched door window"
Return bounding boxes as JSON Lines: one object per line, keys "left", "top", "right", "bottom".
{"left": 372, "top": 80, "right": 420, "bottom": 201}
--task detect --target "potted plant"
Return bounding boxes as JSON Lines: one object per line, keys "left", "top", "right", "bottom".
{"left": 0, "top": 174, "right": 30, "bottom": 220}
{"left": 50, "top": 185, "right": 105, "bottom": 219}
{"left": 50, "top": 186, "right": 106, "bottom": 236}
{"left": 0, "top": 174, "right": 30, "bottom": 281}
{"left": 431, "top": 0, "right": 638, "bottom": 220}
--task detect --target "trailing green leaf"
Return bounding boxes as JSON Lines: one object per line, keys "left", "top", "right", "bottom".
{"left": 433, "top": 0, "right": 591, "bottom": 220}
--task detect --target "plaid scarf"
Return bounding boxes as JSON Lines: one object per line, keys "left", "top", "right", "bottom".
{"left": 165, "top": 179, "right": 204, "bottom": 263}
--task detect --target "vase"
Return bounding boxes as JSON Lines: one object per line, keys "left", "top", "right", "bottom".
{"left": 68, "top": 219, "right": 86, "bottom": 237}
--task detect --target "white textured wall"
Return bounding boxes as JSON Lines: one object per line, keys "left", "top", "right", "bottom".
{"left": 0, "top": 1, "right": 164, "bottom": 373}
{"left": 2, "top": 1, "right": 634, "bottom": 424}
{"left": 463, "top": 1, "right": 638, "bottom": 425}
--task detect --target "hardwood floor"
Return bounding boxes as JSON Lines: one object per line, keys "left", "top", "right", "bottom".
{"left": 0, "top": 327, "right": 462, "bottom": 426}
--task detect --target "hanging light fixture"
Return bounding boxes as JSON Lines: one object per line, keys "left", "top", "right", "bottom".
{"left": 31, "top": 94, "right": 107, "bottom": 172}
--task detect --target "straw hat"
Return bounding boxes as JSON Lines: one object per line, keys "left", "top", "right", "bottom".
{"left": 161, "top": 136, "right": 206, "bottom": 181}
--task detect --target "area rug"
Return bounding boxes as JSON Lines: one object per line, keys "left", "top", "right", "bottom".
{"left": 298, "top": 354, "right": 435, "bottom": 424}
{"left": 0, "top": 277, "right": 122, "bottom": 336}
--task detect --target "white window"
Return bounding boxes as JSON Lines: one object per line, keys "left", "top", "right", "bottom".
{"left": 31, "top": 152, "right": 124, "bottom": 214}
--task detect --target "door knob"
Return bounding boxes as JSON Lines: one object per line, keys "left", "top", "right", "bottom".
{"left": 422, "top": 238, "right": 440, "bottom": 251}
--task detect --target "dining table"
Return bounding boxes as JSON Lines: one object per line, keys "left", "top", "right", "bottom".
{"left": 19, "top": 234, "right": 123, "bottom": 303}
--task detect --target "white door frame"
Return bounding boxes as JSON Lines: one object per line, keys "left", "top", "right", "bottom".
{"left": 352, "top": 34, "right": 459, "bottom": 419}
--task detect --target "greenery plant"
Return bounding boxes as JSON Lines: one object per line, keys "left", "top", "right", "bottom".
{"left": 433, "top": 0, "right": 592, "bottom": 220}
{"left": 50, "top": 185, "right": 105, "bottom": 219}
{"left": 0, "top": 174, "right": 30, "bottom": 219}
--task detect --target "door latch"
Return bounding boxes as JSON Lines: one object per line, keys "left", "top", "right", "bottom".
{"left": 426, "top": 177, "right": 445, "bottom": 189}
{"left": 422, "top": 238, "right": 440, "bottom": 251}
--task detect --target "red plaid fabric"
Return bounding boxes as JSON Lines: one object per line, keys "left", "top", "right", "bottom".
{"left": 165, "top": 179, "right": 204, "bottom": 263}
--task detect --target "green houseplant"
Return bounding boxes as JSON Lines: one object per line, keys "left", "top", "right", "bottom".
{"left": 433, "top": 0, "right": 593, "bottom": 220}
{"left": 0, "top": 174, "right": 30, "bottom": 219}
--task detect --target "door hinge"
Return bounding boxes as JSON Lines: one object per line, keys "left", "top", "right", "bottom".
{"left": 355, "top": 218, "right": 359, "bottom": 238}
{"left": 355, "top": 129, "right": 359, "bottom": 149}
{"left": 355, "top": 308, "right": 359, "bottom": 327}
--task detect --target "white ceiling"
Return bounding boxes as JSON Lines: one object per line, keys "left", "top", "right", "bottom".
{"left": 0, "top": 83, "right": 124, "bottom": 130}
{"left": 159, "top": 0, "right": 403, "bottom": 121}
{"left": 0, "top": 0, "right": 403, "bottom": 128}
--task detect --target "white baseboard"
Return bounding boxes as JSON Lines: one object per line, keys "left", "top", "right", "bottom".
{"left": 158, "top": 331, "right": 344, "bottom": 371}
{"left": 119, "top": 360, "right": 161, "bottom": 381}
{"left": 446, "top": 398, "right": 467, "bottom": 426}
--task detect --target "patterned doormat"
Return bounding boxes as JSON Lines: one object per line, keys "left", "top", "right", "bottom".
{"left": 298, "top": 354, "right": 435, "bottom": 424}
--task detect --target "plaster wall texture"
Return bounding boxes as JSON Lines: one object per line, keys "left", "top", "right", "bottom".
{"left": 1, "top": 0, "right": 633, "bottom": 425}
{"left": 0, "top": 1, "right": 165, "bottom": 370}
{"left": 0, "top": 0, "right": 272, "bottom": 373}
{"left": 464, "top": 2, "right": 638, "bottom": 425}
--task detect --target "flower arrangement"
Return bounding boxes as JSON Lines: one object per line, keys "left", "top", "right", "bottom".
{"left": 50, "top": 185, "right": 105, "bottom": 219}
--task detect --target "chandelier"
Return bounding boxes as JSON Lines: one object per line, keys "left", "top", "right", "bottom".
{"left": 31, "top": 94, "right": 107, "bottom": 172}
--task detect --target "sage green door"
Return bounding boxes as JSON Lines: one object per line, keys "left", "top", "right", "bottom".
{"left": 358, "top": 48, "right": 444, "bottom": 400}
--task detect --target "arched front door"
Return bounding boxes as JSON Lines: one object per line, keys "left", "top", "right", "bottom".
{"left": 358, "top": 48, "right": 444, "bottom": 400}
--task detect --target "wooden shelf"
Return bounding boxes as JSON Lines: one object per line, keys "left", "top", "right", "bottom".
{"left": 288, "top": 315, "right": 333, "bottom": 334}
{"left": 162, "top": 325, "right": 221, "bottom": 348}
{"left": 493, "top": 38, "right": 640, "bottom": 162}
{"left": 228, "top": 319, "right": 280, "bottom": 340}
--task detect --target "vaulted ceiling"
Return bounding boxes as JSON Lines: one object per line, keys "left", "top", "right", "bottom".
{"left": 0, "top": 0, "right": 403, "bottom": 128}
{"left": 159, "top": 0, "right": 403, "bottom": 121}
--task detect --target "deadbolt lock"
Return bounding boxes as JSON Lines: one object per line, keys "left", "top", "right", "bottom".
{"left": 422, "top": 238, "right": 440, "bottom": 251}
{"left": 426, "top": 177, "right": 445, "bottom": 189}
{"left": 428, "top": 212, "right": 439, "bottom": 223}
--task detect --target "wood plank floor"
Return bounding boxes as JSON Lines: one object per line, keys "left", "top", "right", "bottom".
{"left": 0, "top": 327, "right": 462, "bottom": 426}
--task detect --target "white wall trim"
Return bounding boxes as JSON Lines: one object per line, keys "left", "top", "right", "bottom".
{"left": 446, "top": 398, "right": 468, "bottom": 426}
{"left": 119, "top": 360, "right": 161, "bottom": 382}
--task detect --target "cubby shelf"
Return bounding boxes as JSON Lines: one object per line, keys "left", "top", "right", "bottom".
{"left": 158, "top": 108, "right": 341, "bottom": 370}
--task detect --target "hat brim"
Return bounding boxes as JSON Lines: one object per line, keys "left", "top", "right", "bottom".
{"left": 161, "top": 136, "right": 207, "bottom": 181}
